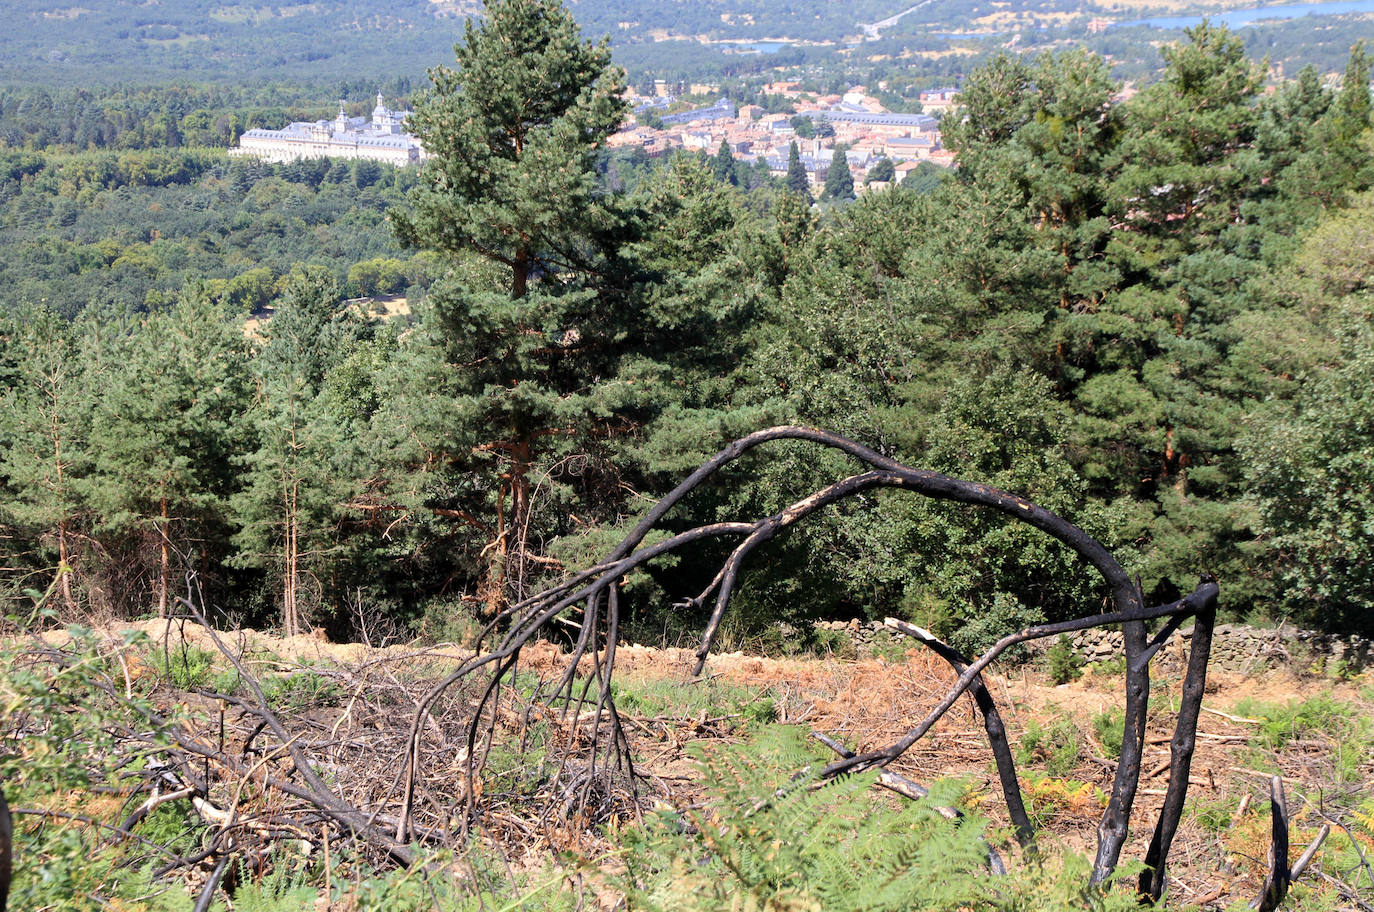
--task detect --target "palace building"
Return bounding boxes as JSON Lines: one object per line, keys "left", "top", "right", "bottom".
{"left": 230, "top": 93, "right": 427, "bottom": 166}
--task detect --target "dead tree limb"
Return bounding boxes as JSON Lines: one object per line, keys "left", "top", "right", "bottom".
{"left": 1256, "top": 775, "right": 1292, "bottom": 912}
{"left": 172, "top": 597, "right": 417, "bottom": 866}
{"left": 395, "top": 425, "right": 1222, "bottom": 891}
{"left": 882, "top": 618, "right": 1034, "bottom": 847}
{"left": 1096, "top": 618, "right": 1150, "bottom": 885}
{"left": 1141, "top": 588, "right": 1217, "bottom": 901}
{"left": 817, "top": 581, "right": 1219, "bottom": 781}
{"left": 1248, "top": 776, "right": 1331, "bottom": 911}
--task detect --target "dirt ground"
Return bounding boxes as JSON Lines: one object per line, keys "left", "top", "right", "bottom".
{"left": 36, "top": 620, "right": 1373, "bottom": 908}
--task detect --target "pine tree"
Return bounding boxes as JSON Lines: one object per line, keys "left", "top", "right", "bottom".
{"left": 786, "top": 140, "right": 812, "bottom": 203}
{"left": 86, "top": 296, "right": 250, "bottom": 616}
{"left": 0, "top": 308, "right": 96, "bottom": 611}
{"left": 712, "top": 138, "right": 737, "bottom": 185}
{"left": 393, "top": 0, "right": 629, "bottom": 300}
{"left": 232, "top": 269, "right": 365, "bottom": 635}
{"left": 822, "top": 145, "right": 854, "bottom": 201}
{"left": 388, "top": 0, "right": 652, "bottom": 613}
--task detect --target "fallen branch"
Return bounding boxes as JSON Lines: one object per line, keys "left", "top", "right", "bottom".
{"left": 882, "top": 618, "right": 1034, "bottom": 847}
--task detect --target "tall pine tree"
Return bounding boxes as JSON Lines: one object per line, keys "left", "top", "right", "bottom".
{"left": 786, "top": 140, "right": 812, "bottom": 204}
{"left": 86, "top": 296, "right": 250, "bottom": 616}
{"left": 389, "top": 0, "right": 654, "bottom": 613}
{"left": 232, "top": 269, "right": 366, "bottom": 635}
{"left": 822, "top": 145, "right": 854, "bottom": 201}
{"left": 0, "top": 308, "right": 97, "bottom": 611}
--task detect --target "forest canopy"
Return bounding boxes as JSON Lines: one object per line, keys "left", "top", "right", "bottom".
{"left": 1, "top": 17, "right": 1373, "bottom": 647}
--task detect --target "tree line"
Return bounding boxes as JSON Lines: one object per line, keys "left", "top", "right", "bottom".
{"left": 2, "top": 1, "right": 1371, "bottom": 648}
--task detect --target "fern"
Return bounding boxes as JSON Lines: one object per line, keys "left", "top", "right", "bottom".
{"left": 615, "top": 725, "right": 1140, "bottom": 912}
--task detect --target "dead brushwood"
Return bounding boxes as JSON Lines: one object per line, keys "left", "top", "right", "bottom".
{"left": 393, "top": 425, "right": 1227, "bottom": 902}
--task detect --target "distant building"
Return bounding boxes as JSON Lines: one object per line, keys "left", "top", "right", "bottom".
{"left": 806, "top": 110, "right": 938, "bottom": 131}
{"left": 231, "top": 93, "right": 426, "bottom": 166}
{"left": 918, "top": 87, "right": 960, "bottom": 114}
{"left": 659, "top": 98, "right": 737, "bottom": 126}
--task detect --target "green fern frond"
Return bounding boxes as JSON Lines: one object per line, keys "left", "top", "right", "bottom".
{"left": 617, "top": 725, "right": 1143, "bottom": 912}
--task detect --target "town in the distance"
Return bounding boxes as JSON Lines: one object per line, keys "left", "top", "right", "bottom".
{"left": 609, "top": 81, "right": 957, "bottom": 191}
{"left": 232, "top": 82, "right": 960, "bottom": 192}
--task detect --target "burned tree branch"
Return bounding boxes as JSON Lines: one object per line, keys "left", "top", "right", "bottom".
{"left": 390, "top": 425, "right": 1225, "bottom": 893}
{"left": 818, "top": 581, "right": 1219, "bottom": 781}
{"left": 1095, "top": 618, "right": 1149, "bottom": 885}
{"left": 1256, "top": 775, "right": 1292, "bottom": 912}
{"left": 882, "top": 617, "right": 1034, "bottom": 847}
{"left": 1141, "top": 587, "right": 1216, "bottom": 902}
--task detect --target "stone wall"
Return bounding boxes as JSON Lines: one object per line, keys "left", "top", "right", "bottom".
{"left": 1060, "top": 622, "right": 1372, "bottom": 675}
{"left": 810, "top": 618, "right": 1373, "bottom": 675}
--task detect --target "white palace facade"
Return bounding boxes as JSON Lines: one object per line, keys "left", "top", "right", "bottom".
{"left": 230, "top": 93, "right": 427, "bottom": 166}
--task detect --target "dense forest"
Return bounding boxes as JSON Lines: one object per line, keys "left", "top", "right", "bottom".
{"left": 4, "top": 0, "right": 1373, "bottom": 87}
{"left": 2, "top": 0, "right": 1372, "bottom": 657}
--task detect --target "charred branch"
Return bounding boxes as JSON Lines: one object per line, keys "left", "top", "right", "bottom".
{"left": 882, "top": 617, "right": 1034, "bottom": 847}
{"left": 1141, "top": 587, "right": 1217, "bottom": 902}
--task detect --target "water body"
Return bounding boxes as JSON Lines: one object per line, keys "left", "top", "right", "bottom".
{"left": 724, "top": 41, "right": 788, "bottom": 53}
{"left": 1118, "top": 0, "right": 1374, "bottom": 29}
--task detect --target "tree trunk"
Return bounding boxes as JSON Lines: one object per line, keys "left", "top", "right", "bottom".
{"left": 52, "top": 403, "right": 77, "bottom": 612}
{"left": 481, "top": 435, "right": 533, "bottom": 616}
{"left": 158, "top": 497, "right": 170, "bottom": 618}
{"left": 284, "top": 432, "right": 300, "bottom": 638}
{"left": 57, "top": 519, "right": 76, "bottom": 611}
{"left": 512, "top": 246, "right": 530, "bottom": 299}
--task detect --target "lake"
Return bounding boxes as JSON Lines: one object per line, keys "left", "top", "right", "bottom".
{"left": 1118, "top": 0, "right": 1374, "bottom": 29}
{"left": 722, "top": 42, "right": 788, "bottom": 54}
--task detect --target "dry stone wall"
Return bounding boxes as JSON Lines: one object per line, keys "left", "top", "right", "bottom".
{"left": 808, "top": 619, "right": 1373, "bottom": 675}
{"left": 1063, "top": 623, "right": 1371, "bottom": 675}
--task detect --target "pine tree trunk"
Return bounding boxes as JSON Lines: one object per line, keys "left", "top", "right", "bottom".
{"left": 285, "top": 511, "right": 298, "bottom": 638}
{"left": 57, "top": 519, "right": 76, "bottom": 611}
{"left": 283, "top": 419, "right": 300, "bottom": 638}
{"left": 481, "top": 435, "right": 533, "bottom": 616}
{"left": 508, "top": 436, "right": 532, "bottom": 604}
{"left": 53, "top": 418, "right": 76, "bottom": 611}
{"left": 512, "top": 246, "right": 530, "bottom": 299}
{"left": 158, "top": 497, "right": 170, "bottom": 618}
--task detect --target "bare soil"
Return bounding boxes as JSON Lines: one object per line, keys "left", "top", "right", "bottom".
{"left": 33, "top": 621, "right": 1374, "bottom": 909}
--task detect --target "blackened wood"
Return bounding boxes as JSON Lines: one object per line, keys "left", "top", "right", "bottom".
{"left": 192, "top": 854, "right": 232, "bottom": 912}
{"left": 818, "top": 581, "right": 1218, "bottom": 782}
{"left": 1255, "top": 776, "right": 1291, "bottom": 912}
{"left": 1093, "top": 619, "right": 1150, "bottom": 885}
{"left": 0, "top": 786, "right": 10, "bottom": 912}
{"left": 1141, "top": 586, "right": 1217, "bottom": 901}
{"left": 883, "top": 617, "right": 1035, "bottom": 847}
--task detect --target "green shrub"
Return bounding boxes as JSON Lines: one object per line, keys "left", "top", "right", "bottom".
{"left": 148, "top": 644, "right": 218, "bottom": 689}
{"left": 1047, "top": 635, "right": 1084, "bottom": 685}
{"left": 1237, "top": 694, "right": 1357, "bottom": 750}
{"left": 1085, "top": 655, "right": 1127, "bottom": 679}
{"left": 1234, "top": 694, "right": 1371, "bottom": 784}
{"left": 414, "top": 598, "right": 483, "bottom": 646}
{"left": 813, "top": 625, "right": 858, "bottom": 659}
{"left": 614, "top": 676, "right": 776, "bottom": 730}
{"left": 946, "top": 593, "right": 1046, "bottom": 663}
{"left": 136, "top": 798, "right": 205, "bottom": 855}
{"left": 1017, "top": 716, "right": 1082, "bottom": 778}
{"left": 1187, "top": 795, "right": 1239, "bottom": 834}
{"left": 261, "top": 664, "right": 345, "bottom": 712}
{"left": 1092, "top": 708, "right": 1124, "bottom": 760}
